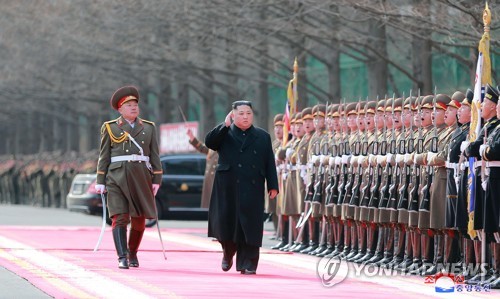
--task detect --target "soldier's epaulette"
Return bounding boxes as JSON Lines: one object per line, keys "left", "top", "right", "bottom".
{"left": 141, "top": 119, "right": 156, "bottom": 126}
{"left": 101, "top": 118, "right": 120, "bottom": 134}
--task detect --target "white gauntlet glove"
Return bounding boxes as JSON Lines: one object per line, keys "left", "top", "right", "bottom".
{"left": 341, "top": 155, "right": 351, "bottom": 164}
{"left": 335, "top": 156, "right": 342, "bottom": 165}
{"left": 329, "top": 156, "right": 335, "bottom": 166}
{"left": 460, "top": 141, "right": 470, "bottom": 153}
{"left": 320, "top": 155, "right": 327, "bottom": 164}
{"left": 95, "top": 184, "right": 106, "bottom": 194}
{"left": 312, "top": 155, "right": 320, "bottom": 165}
{"left": 386, "top": 153, "right": 395, "bottom": 165}
{"left": 376, "top": 155, "right": 386, "bottom": 164}
{"left": 396, "top": 154, "right": 405, "bottom": 164}
{"left": 479, "top": 145, "right": 488, "bottom": 157}
{"left": 286, "top": 148, "right": 294, "bottom": 159}
{"left": 152, "top": 184, "right": 160, "bottom": 196}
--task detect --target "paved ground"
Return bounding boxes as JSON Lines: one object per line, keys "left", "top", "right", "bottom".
{"left": 0, "top": 204, "right": 496, "bottom": 298}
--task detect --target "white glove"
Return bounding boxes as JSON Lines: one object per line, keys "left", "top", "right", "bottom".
{"left": 329, "top": 157, "right": 335, "bottom": 166}
{"left": 335, "top": 156, "right": 342, "bottom": 165}
{"left": 351, "top": 155, "right": 358, "bottom": 166}
{"left": 95, "top": 184, "right": 106, "bottom": 194}
{"left": 460, "top": 141, "right": 470, "bottom": 153}
{"left": 300, "top": 168, "right": 307, "bottom": 180}
{"left": 152, "top": 184, "right": 160, "bottom": 196}
{"left": 454, "top": 176, "right": 460, "bottom": 188}
{"left": 320, "top": 155, "right": 327, "bottom": 164}
{"left": 286, "top": 148, "right": 294, "bottom": 159}
{"left": 376, "top": 155, "right": 386, "bottom": 164}
{"left": 312, "top": 155, "right": 320, "bottom": 164}
{"left": 404, "top": 153, "right": 413, "bottom": 165}
{"left": 413, "top": 154, "right": 419, "bottom": 165}
{"left": 358, "top": 155, "right": 367, "bottom": 166}
{"left": 481, "top": 180, "right": 487, "bottom": 191}
{"left": 368, "top": 154, "right": 376, "bottom": 165}
{"left": 386, "top": 153, "right": 395, "bottom": 164}
{"left": 396, "top": 154, "right": 404, "bottom": 164}
{"left": 427, "top": 152, "right": 438, "bottom": 164}
{"left": 282, "top": 172, "right": 288, "bottom": 181}
{"left": 479, "top": 145, "right": 488, "bottom": 157}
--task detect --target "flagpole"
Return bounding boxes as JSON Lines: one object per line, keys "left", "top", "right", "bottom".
{"left": 480, "top": 2, "right": 492, "bottom": 280}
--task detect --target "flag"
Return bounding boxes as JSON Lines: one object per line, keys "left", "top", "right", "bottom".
{"left": 466, "top": 3, "right": 492, "bottom": 239}
{"left": 282, "top": 58, "right": 298, "bottom": 147}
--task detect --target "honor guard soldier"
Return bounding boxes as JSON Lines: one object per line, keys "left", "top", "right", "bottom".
{"left": 271, "top": 113, "right": 294, "bottom": 250}
{"left": 289, "top": 107, "right": 314, "bottom": 252}
{"left": 453, "top": 91, "right": 475, "bottom": 279}
{"left": 269, "top": 114, "right": 285, "bottom": 237}
{"left": 300, "top": 104, "right": 327, "bottom": 254}
{"left": 441, "top": 91, "right": 468, "bottom": 274}
{"left": 464, "top": 84, "right": 500, "bottom": 284}
{"left": 96, "top": 86, "right": 163, "bottom": 269}
{"left": 476, "top": 85, "right": 500, "bottom": 289}
{"left": 418, "top": 94, "right": 455, "bottom": 275}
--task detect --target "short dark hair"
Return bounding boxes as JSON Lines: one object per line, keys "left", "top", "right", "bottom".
{"left": 232, "top": 100, "right": 253, "bottom": 110}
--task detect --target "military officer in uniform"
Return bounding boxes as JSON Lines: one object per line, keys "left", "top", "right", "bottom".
{"left": 96, "top": 86, "right": 163, "bottom": 269}
{"left": 187, "top": 129, "right": 219, "bottom": 209}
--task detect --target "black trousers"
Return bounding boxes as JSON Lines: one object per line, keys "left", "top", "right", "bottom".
{"left": 220, "top": 240, "right": 260, "bottom": 272}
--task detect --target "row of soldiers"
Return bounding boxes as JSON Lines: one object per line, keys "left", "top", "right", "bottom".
{"left": 270, "top": 84, "right": 500, "bottom": 288}
{"left": 0, "top": 151, "right": 98, "bottom": 207}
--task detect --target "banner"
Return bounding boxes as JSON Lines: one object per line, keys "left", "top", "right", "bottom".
{"left": 159, "top": 121, "right": 199, "bottom": 154}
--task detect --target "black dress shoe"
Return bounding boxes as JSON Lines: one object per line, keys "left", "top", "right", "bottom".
{"left": 129, "top": 253, "right": 139, "bottom": 267}
{"left": 241, "top": 269, "right": 256, "bottom": 275}
{"left": 118, "top": 257, "right": 129, "bottom": 269}
{"left": 221, "top": 256, "right": 233, "bottom": 272}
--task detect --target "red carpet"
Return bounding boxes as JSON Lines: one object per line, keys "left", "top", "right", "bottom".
{"left": 0, "top": 226, "right": 493, "bottom": 298}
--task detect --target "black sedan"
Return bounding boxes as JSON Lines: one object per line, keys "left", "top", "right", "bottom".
{"left": 66, "top": 153, "right": 207, "bottom": 223}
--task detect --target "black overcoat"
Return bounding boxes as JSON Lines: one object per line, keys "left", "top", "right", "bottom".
{"left": 205, "top": 123, "right": 279, "bottom": 247}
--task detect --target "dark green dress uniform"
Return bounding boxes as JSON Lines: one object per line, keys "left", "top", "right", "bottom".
{"left": 96, "top": 116, "right": 162, "bottom": 219}
{"left": 189, "top": 137, "right": 218, "bottom": 209}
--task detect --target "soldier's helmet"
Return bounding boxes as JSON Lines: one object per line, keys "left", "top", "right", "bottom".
{"left": 110, "top": 86, "right": 139, "bottom": 110}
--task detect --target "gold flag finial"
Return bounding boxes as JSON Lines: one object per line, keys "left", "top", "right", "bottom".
{"left": 293, "top": 57, "right": 298, "bottom": 74}
{"left": 483, "top": 2, "right": 491, "bottom": 32}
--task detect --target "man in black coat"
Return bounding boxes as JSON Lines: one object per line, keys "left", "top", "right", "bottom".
{"left": 205, "top": 100, "right": 279, "bottom": 275}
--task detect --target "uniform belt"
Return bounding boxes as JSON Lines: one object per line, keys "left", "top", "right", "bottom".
{"left": 111, "top": 155, "right": 150, "bottom": 163}
{"left": 445, "top": 162, "right": 458, "bottom": 169}
{"left": 487, "top": 161, "right": 500, "bottom": 167}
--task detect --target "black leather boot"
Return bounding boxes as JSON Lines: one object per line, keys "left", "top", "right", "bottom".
{"left": 415, "top": 232, "right": 433, "bottom": 276}
{"left": 348, "top": 224, "right": 366, "bottom": 262}
{"left": 300, "top": 219, "right": 319, "bottom": 254}
{"left": 424, "top": 233, "right": 443, "bottom": 276}
{"left": 395, "top": 229, "right": 413, "bottom": 271}
{"left": 375, "top": 226, "right": 395, "bottom": 267}
{"left": 387, "top": 226, "right": 405, "bottom": 269}
{"left": 128, "top": 228, "right": 144, "bottom": 267}
{"left": 272, "top": 218, "right": 289, "bottom": 250}
{"left": 356, "top": 224, "right": 376, "bottom": 263}
{"left": 407, "top": 230, "right": 423, "bottom": 275}
{"left": 112, "top": 227, "right": 129, "bottom": 269}
{"left": 326, "top": 221, "right": 344, "bottom": 258}
{"left": 345, "top": 224, "right": 359, "bottom": 260}
{"left": 365, "top": 226, "right": 384, "bottom": 265}
{"left": 338, "top": 223, "right": 352, "bottom": 258}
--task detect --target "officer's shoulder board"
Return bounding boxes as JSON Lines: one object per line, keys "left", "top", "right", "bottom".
{"left": 141, "top": 119, "right": 156, "bottom": 127}
{"left": 101, "top": 118, "right": 120, "bottom": 134}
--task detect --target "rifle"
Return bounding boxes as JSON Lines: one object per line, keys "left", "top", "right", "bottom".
{"left": 419, "top": 88, "right": 438, "bottom": 212}
{"left": 349, "top": 98, "right": 366, "bottom": 207}
{"left": 378, "top": 94, "right": 397, "bottom": 210}
{"left": 408, "top": 90, "right": 424, "bottom": 212}
{"left": 337, "top": 98, "right": 350, "bottom": 205}
{"left": 368, "top": 96, "right": 386, "bottom": 209}
{"left": 325, "top": 123, "right": 338, "bottom": 207}
{"left": 297, "top": 116, "right": 321, "bottom": 228}
{"left": 326, "top": 104, "right": 342, "bottom": 206}
{"left": 360, "top": 99, "right": 375, "bottom": 207}
{"left": 397, "top": 91, "right": 413, "bottom": 210}
{"left": 387, "top": 93, "right": 404, "bottom": 210}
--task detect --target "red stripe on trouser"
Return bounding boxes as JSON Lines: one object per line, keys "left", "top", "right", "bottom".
{"left": 112, "top": 213, "right": 145, "bottom": 231}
